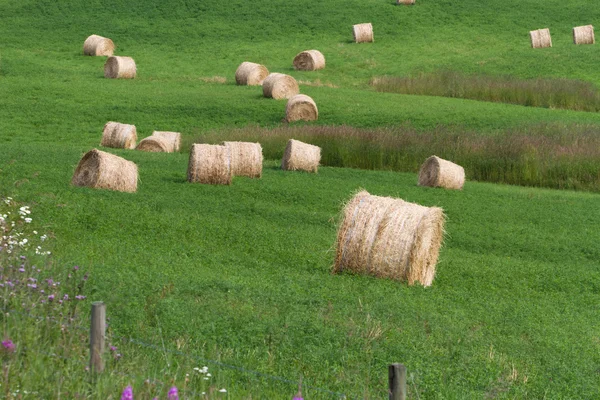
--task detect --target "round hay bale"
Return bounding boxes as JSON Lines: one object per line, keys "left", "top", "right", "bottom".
{"left": 104, "top": 56, "right": 137, "bottom": 79}
{"left": 71, "top": 149, "right": 138, "bottom": 193}
{"left": 353, "top": 23, "right": 374, "bottom": 43}
{"left": 101, "top": 122, "right": 137, "bottom": 149}
{"left": 281, "top": 139, "right": 320, "bottom": 173}
{"left": 285, "top": 94, "right": 318, "bottom": 122}
{"left": 83, "top": 35, "right": 115, "bottom": 56}
{"left": 262, "top": 73, "right": 300, "bottom": 100}
{"left": 235, "top": 62, "right": 269, "bottom": 86}
{"left": 137, "top": 131, "right": 181, "bottom": 153}
{"left": 396, "top": 0, "right": 416, "bottom": 4}
{"left": 529, "top": 28, "right": 552, "bottom": 48}
{"left": 333, "top": 191, "right": 445, "bottom": 286}
{"left": 222, "top": 141, "right": 263, "bottom": 178}
{"left": 293, "top": 50, "right": 325, "bottom": 71}
{"left": 573, "top": 25, "right": 595, "bottom": 45}
{"left": 187, "top": 144, "right": 232, "bottom": 185}
{"left": 418, "top": 156, "right": 465, "bottom": 190}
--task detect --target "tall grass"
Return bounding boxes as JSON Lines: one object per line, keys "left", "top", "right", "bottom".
{"left": 371, "top": 71, "right": 600, "bottom": 112}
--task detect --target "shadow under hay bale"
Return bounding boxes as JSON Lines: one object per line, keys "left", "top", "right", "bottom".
{"left": 187, "top": 144, "right": 232, "bottom": 185}
{"left": 104, "top": 56, "right": 136, "bottom": 79}
{"left": 281, "top": 139, "right": 320, "bottom": 173}
{"left": 101, "top": 122, "right": 137, "bottom": 149}
{"left": 334, "top": 191, "right": 445, "bottom": 286}
{"left": 222, "top": 141, "right": 263, "bottom": 178}
{"left": 285, "top": 94, "right": 318, "bottom": 122}
{"left": 530, "top": 28, "right": 552, "bottom": 48}
{"left": 235, "top": 62, "right": 269, "bottom": 86}
{"left": 71, "top": 149, "right": 138, "bottom": 193}
{"left": 293, "top": 50, "right": 325, "bottom": 71}
{"left": 573, "top": 25, "right": 595, "bottom": 45}
{"left": 137, "top": 131, "right": 181, "bottom": 153}
{"left": 353, "top": 23, "right": 374, "bottom": 43}
{"left": 262, "top": 73, "right": 300, "bottom": 100}
{"left": 83, "top": 35, "right": 115, "bottom": 56}
{"left": 418, "top": 156, "right": 465, "bottom": 190}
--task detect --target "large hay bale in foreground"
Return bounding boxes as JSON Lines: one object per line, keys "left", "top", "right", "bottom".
{"left": 137, "top": 131, "right": 181, "bottom": 153}
{"left": 353, "top": 23, "right": 374, "bottom": 43}
{"left": 104, "top": 56, "right": 136, "bottom": 79}
{"left": 281, "top": 139, "right": 321, "bottom": 173}
{"left": 222, "top": 141, "right": 263, "bottom": 178}
{"left": 529, "top": 28, "right": 552, "bottom": 48}
{"left": 285, "top": 94, "right": 318, "bottom": 122}
{"left": 333, "top": 191, "right": 445, "bottom": 286}
{"left": 397, "top": 0, "right": 416, "bottom": 4}
{"left": 187, "top": 144, "right": 232, "bottom": 185}
{"left": 235, "top": 62, "right": 269, "bottom": 85}
{"left": 418, "top": 156, "right": 465, "bottom": 190}
{"left": 72, "top": 149, "right": 138, "bottom": 193}
{"left": 101, "top": 122, "right": 137, "bottom": 149}
{"left": 573, "top": 25, "right": 595, "bottom": 45}
{"left": 293, "top": 50, "right": 325, "bottom": 71}
{"left": 262, "top": 73, "right": 300, "bottom": 100}
{"left": 83, "top": 35, "right": 115, "bottom": 56}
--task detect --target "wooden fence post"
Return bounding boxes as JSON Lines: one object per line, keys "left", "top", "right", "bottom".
{"left": 90, "top": 301, "right": 106, "bottom": 373}
{"left": 389, "top": 363, "right": 407, "bottom": 400}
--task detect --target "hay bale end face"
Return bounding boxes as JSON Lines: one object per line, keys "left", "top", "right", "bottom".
{"left": 72, "top": 149, "right": 138, "bottom": 193}
{"left": 137, "top": 131, "right": 181, "bottom": 153}
{"left": 293, "top": 50, "right": 326, "bottom": 71}
{"left": 353, "top": 23, "right": 374, "bottom": 43}
{"left": 262, "top": 73, "right": 300, "bottom": 100}
{"left": 104, "top": 56, "right": 137, "bottom": 79}
{"left": 529, "top": 28, "right": 552, "bottom": 48}
{"left": 396, "top": 0, "right": 416, "bottom": 4}
{"left": 281, "top": 139, "right": 321, "bottom": 173}
{"left": 235, "top": 62, "right": 269, "bottom": 85}
{"left": 285, "top": 94, "right": 318, "bottom": 122}
{"left": 101, "top": 122, "right": 137, "bottom": 149}
{"left": 222, "top": 141, "right": 263, "bottom": 178}
{"left": 573, "top": 25, "right": 595, "bottom": 45}
{"left": 83, "top": 35, "right": 115, "bottom": 56}
{"left": 187, "top": 144, "right": 233, "bottom": 185}
{"left": 334, "top": 191, "right": 445, "bottom": 286}
{"left": 418, "top": 156, "right": 465, "bottom": 190}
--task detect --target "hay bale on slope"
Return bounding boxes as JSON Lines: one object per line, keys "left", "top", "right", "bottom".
{"left": 293, "top": 50, "right": 326, "bottom": 71}
{"left": 187, "top": 144, "right": 232, "bottom": 185}
{"left": 83, "top": 35, "right": 115, "bottom": 56}
{"left": 333, "top": 191, "right": 445, "bottom": 286}
{"left": 281, "top": 139, "right": 320, "bottom": 173}
{"left": 101, "top": 122, "right": 137, "bottom": 149}
{"left": 222, "top": 141, "right": 263, "bottom": 178}
{"left": 418, "top": 156, "right": 465, "bottom": 190}
{"left": 262, "top": 73, "right": 300, "bottom": 100}
{"left": 573, "top": 25, "right": 595, "bottom": 45}
{"left": 529, "top": 28, "right": 552, "bottom": 48}
{"left": 353, "top": 23, "right": 374, "bottom": 43}
{"left": 104, "top": 56, "right": 136, "bottom": 79}
{"left": 137, "top": 131, "right": 181, "bottom": 153}
{"left": 397, "top": 0, "right": 416, "bottom": 4}
{"left": 285, "top": 94, "right": 318, "bottom": 122}
{"left": 71, "top": 149, "right": 138, "bottom": 193}
{"left": 235, "top": 62, "right": 269, "bottom": 85}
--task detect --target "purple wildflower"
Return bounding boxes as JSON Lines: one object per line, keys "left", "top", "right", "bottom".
{"left": 83, "top": 273, "right": 88, "bottom": 281}
{"left": 48, "top": 294, "right": 55, "bottom": 302}
{"left": 168, "top": 386, "right": 179, "bottom": 400}
{"left": 63, "top": 294, "right": 69, "bottom": 301}
{"left": 2, "top": 340, "right": 15, "bottom": 353}
{"left": 73, "top": 266, "right": 79, "bottom": 271}
{"left": 18, "top": 268, "right": 25, "bottom": 273}
{"left": 110, "top": 346, "right": 118, "bottom": 352}
{"left": 75, "top": 295, "right": 86, "bottom": 300}
{"left": 121, "top": 385, "right": 133, "bottom": 400}
{"left": 20, "top": 256, "right": 26, "bottom": 260}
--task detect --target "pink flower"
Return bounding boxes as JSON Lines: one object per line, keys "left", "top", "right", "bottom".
{"left": 121, "top": 385, "right": 133, "bottom": 400}
{"left": 2, "top": 339, "right": 15, "bottom": 353}
{"left": 168, "top": 387, "right": 179, "bottom": 400}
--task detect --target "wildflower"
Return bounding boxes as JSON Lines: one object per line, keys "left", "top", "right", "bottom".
{"left": 219, "top": 388, "right": 227, "bottom": 393}
{"left": 19, "top": 256, "right": 26, "bottom": 260}
{"left": 2, "top": 340, "right": 15, "bottom": 353}
{"left": 121, "top": 385, "right": 133, "bottom": 400}
{"left": 18, "top": 268, "right": 25, "bottom": 273}
{"left": 27, "top": 284, "right": 37, "bottom": 289}
{"left": 167, "top": 387, "right": 179, "bottom": 400}
{"left": 63, "top": 294, "right": 69, "bottom": 301}
{"left": 73, "top": 266, "right": 79, "bottom": 271}
{"left": 83, "top": 274, "right": 88, "bottom": 281}
{"left": 110, "top": 346, "right": 118, "bottom": 352}
{"left": 48, "top": 294, "right": 55, "bottom": 302}
{"left": 24, "top": 218, "right": 32, "bottom": 223}
{"left": 75, "top": 295, "right": 86, "bottom": 300}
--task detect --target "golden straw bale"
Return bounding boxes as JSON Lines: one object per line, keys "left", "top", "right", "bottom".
{"left": 285, "top": 94, "right": 318, "bottom": 122}
{"left": 418, "top": 156, "right": 465, "bottom": 190}
{"left": 187, "top": 144, "right": 232, "bottom": 185}
{"left": 353, "top": 23, "right": 374, "bottom": 43}
{"left": 573, "top": 25, "right": 595, "bottom": 45}
{"left": 83, "top": 35, "right": 115, "bottom": 56}
{"left": 262, "top": 73, "right": 300, "bottom": 100}
{"left": 101, "top": 122, "right": 137, "bottom": 149}
{"left": 137, "top": 131, "right": 181, "bottom": 153}
{"left": 397, "top": 0, "right": 416, "bottom": 4}
{"left": 281, "top": 139, "right": 321, "bottom": 173}
{"left": 333, "top": 191, "right": 445, "bottom": 286}
{"left": 222, "top": 141, "right": 263, "bottom": 178}
{"left": 235, "top": 62, "right": 269, "bottom": 85}
{"left": 104, "top": 56, "right": 136, "bottom": 79}
{"left": 529, "top": 28, "right": 552, "bottom": 48}
{"left": 293, "top": 50, "right": 326, "bottom": 71}
{"left": 71, "top": 149, "right": 138, "bottom": 193}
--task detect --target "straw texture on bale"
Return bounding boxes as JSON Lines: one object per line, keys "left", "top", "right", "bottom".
{"left": 334, "top": 191, "right": 445, "bottom": 286}
{"left": 262, "top": 73, "right": 300, "bottom": 100}
{"left": 101, "top": 122, "right": 137, "bottom": 149}
{"left": 418, "top": 156, "right": 465, "bottom": 190}
{"left": 235, "top": 62, "right": 269, "bottom": 85}
{"left": 136, "top": 131, "right": 181, "bottom": 153}
{"left": 187, "top": 144, "right": 232, "bottom": 185}
{"left": 285, "top": 94, "right": 318, "bottom": 122}
{"left": 396, "top": 0, "right": 416, "bottom": 4}
{"left": 71, "top": 149, "right": 138, "bottom": 193}
{"left": 573, "top": 25, "right": 595, "bottom": 45}
{"left": 222, "top": 141, "right": 263, "bottom": 178}
{"left": 104, "top": 56, "right": 136, "bottom": 79}
{"left": 353, "top": 23, "right": 374, "bottom": 43}
{"left": 281, "top": 139, "right": 321, "bottom": 173}
{"left": 293, "top": 50, "right": 326, "bottom": 71}
{"left": 83, "top": 35, "right": 115, "bottom": 56}
{"left": 529, "top": 28, "right": 552, "bottom": 48}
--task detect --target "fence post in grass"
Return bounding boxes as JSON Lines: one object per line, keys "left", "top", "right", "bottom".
{"left": 389, "top": 363, "right": 407, "bottom": 400}
{"left": 90, "top": 301, "right": 106, "bottom": 373}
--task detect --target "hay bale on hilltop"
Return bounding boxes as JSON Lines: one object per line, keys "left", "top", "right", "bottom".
{"left": 418, "top": 156, "right": 465, "bottom": 190}
{"left": 104, "top": 56, "right": 136, "bottom": 79}
{"left": 293, "top": 50, "right": 326, "bottom": 71}
{"left": 573, "top": 25, "right": 595, "bottom": 45}
{"left": 137, "top": 131, "right": 181, "bottom": 153}
{"left": 187, "top": 144, "right": 232, "bottom": 185}
{"left": 353, "top": 23, "right": 374, "bottom": 43}
{"left": 222, "top": 141, "right": 263, "bottom": 178}
{"left": 83, "top": 35, "right": 115, "bottom": 56}
{"left": 397, "top": 0, "right": 416, "bottom": 4}
{"left": 333, "top": 191, "right": 445, "bottom": 286}
{"left": 529, "top": 28, "right": 552, "bottom": 48}
{"left": 235, "top": 62, "right": 269, "bottom": 85}
{"left": 72, "top": 149, "right": 138, "bottom": 193}
{"left": 281, "top": 139, "right": 320, "bottom": 173}
{"left": 262, "top": 73, "right": 299, "bottom": 100}
{"left": 285, "top": 94, "right": 318, "bottom": 122}
{"left": 101, "top": 122, "right": 137, "bottom": 149}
